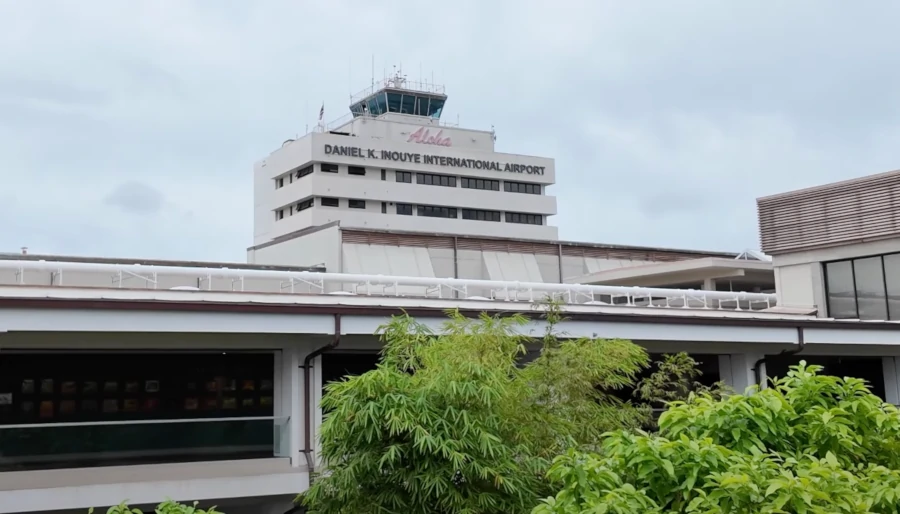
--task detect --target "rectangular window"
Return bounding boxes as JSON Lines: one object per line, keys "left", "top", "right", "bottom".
{"left": 348, "top": 199, "right": 366, "bottom": 209}
{"left": 381, "top": 202, "right": 387, "bottom": 214}
{"left": 320, "top": 163, "right": 338, "bottom": 173}
{"left": 417, "top": 172, "right": 456, "bottom": 187}
{"left": 296, "top": 199, "right": 313, "bottom": 212}
{"left": 296, "top": 165, "right": 313, "bottom": 179}
{"left": 505, "top": 212, "right": 542, "bottom": 225}
{"left": 381, "top": 169, "right": 386, "bottom": 181}
{"left": 397, "top": 203, "right": 413, "bottom": 215}
{"left": 853, "top": 257, "right": 888, "bottom": 320}
{"left": 275, "top": 178, "right": 284, "bottom": 189}
{"left": 461, "top": 177, "right": 500, "bottom": 191}
{"left": 462, "top": 209, "right": 501, "bottom": 222}
{"left": 348, "top": 166, "right": 366, "bottom": 176}
{"left": 884, "top": 254, "right": 900, "bottom": 320}
{"left": 504, "top": 181, "right": 541, "bottom": 194}
{"left": 417, "top": 205, "right": 457, "bottom": 218}
{"left": 320, "top": 197, "right": 339, "bottom": 207}
{"left": 275, "top": 209, "right": 284, "bottom": 220}
{"left": 396, "top": 171, "right": 413, "bottom": 183}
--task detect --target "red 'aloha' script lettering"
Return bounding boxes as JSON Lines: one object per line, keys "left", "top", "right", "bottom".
{"left": 407, "top": 127, "right": 452, "bottom": 147}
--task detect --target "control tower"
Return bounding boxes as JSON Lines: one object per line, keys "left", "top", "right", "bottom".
{"left": 348, "top": 70, "right": 447, "bottom": 120}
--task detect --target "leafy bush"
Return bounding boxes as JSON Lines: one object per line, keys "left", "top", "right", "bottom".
{"left": 90, "top": 500, "right": 221, "bottom": 514}
{"left": 534, "top": 362, "right": 900, "bottom": 513}
{"left": 300, "top": 309, "right": 652, "bottom": 514}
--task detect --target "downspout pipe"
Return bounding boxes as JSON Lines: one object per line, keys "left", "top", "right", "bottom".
{"left": 753, "top": 326, "right": 805, "bottom": 388}
{"left": 302, "top": 314, "right": 341, "bottom": 472}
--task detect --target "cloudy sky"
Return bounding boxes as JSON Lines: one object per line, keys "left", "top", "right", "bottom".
{"left": 1, "top": 1, "right": 898, "bottom": 262}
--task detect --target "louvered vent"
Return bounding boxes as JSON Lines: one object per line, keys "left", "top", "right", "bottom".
{"left": 757, "top": 170, "right": 900, "bottom": 255}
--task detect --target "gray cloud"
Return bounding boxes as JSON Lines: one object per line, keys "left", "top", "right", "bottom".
{"left": 104, "top": 181, "right": 166, "bottom": 215}
{"left": 1, "top": 0, "right": 899, "bottom": 260}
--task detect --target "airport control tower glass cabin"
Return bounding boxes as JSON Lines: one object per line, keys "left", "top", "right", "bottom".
{"left": 349, "top": 72, "right": 446, "bottom": 120}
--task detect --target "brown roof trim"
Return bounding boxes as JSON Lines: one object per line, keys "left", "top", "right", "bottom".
{"left": 0, "top": 253, "right": 325, "bottom": 273}
{"left": 245, "top": 224, "right": 737, "bottom": 259}
{"left": 246, "top": 221, "right": 341, "bottom": 251}
{"left": 1, "top": 297, "right": 898, "bottom": 331}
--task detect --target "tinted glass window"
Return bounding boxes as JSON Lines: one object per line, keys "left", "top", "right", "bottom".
{"left": 853, "top": 257, "right": 887, "bottom": 320}
{"left": 825, "top": 260, "right": 856, "bottom": 319}
{"left": 884, "top": 254, "right": 900, "bottom": 320}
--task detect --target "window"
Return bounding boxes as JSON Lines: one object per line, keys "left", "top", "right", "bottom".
{"left": 296, "top": 165, "right": 313, "bottom": 179}
{"left": 296, "top": 199, "right": 313, "bottom": 212}
{"left": 275, "top": 178, "right": 284, "bottom": 189}
{"left": 0, "top": 352, "right": 275, "bottom": 471}
{"left": 417, "top": 173, "right": 456, "bottom": 187}
{"left": 505, "top": 212, "right": 542, "bottom": 225}
{"left": 418, "top": 205, "right": 457, "bottom": 218}
{"left": 348, "top": 166, "right": 366, "bottom": 176}
{"left": 462, "top": 209, "right": 501, "bottom": 222}
{"left": 823, "top": 251, "right": 900, "bottom": 320}
{"left": 397, "top": 203, "right": 413, "bottom": 215}
{"left": 396, "top": 171, "right": 412, "bottom": 183}
{"left": 461, "top": 177, "right": 500, "bottom": 191}
{"left": 504, "top": 181, "right": 541, "bottom": 194}
{"left": 275, "top": 209, "right": 284, "bottom": 221}
{"left": 320, "top": 163, "right": 338, "bottom": 173}
{"left": 381, "top": 169, "right": 386, "bottom": 181}
{"left": 348, "top": 199, "right": 366, "bottom": 209}
{"left": 381, "top": 202, "right": 387, "bottom": 214}
{"left": 854, "top": 257, "right": 888, "bottom": 320}
{"left": 320, "top": 197, "right": 339, "bottom": 207}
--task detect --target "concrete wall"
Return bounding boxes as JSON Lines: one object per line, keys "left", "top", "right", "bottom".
{"left": 254, "top": 129, "right": 558, "bottom": 245}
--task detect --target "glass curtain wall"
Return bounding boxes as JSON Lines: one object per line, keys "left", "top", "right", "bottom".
{"left": 824, "top": 252, "right": 900, "bottom": 320}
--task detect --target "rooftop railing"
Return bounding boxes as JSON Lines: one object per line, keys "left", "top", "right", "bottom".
{"left": 0, "top": 260, "right": 778, "bottom": 311}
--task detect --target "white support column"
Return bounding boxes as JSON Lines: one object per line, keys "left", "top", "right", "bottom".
{"left": 702, "top": 278, "right": 717, "bottom": 291}
{"left": 726, "top": 352, "right": 766, "bottom": 393}
{"left": 883, "top": 357, "right": 900, "bottom": 405}
{"left": 313, "top": 355, "right": 325, "bottom": 468}
{"left": 278, "top": 345, "right": 303, "bottom": 468}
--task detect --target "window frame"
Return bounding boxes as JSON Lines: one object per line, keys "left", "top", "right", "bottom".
{"left": 348, "top": 199, "right": 366, "bottom": 209}
{"left": 320, "top": 197, "right": 339, "bottom": 207}
{"left": 823, "top": 252, "right": 900, "bottom": 320}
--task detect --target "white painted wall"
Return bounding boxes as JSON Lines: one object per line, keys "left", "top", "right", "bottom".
{"left": 254, "top": 127, "right": 558, "bottom": 245}
{"left": 247, "top": 224, "right": 341, "bottom": 271}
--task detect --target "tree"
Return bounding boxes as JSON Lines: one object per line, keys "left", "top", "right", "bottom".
{"left": 299, "top": 309, "right": 652, "bottom": 514}
{"left": 633, "top": 352, "right": 731, "bottom": 429}
{"left": 534, "top": 362, "right": 900, "bottom": 513}
{"left": 89, "top": 500, "right": 221, "bottom": 513}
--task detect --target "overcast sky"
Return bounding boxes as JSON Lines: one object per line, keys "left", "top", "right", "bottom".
{"left": 1, "top": 1, "right": 898, "bottom": 262}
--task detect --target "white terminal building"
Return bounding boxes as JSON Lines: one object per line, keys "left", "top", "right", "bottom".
{"left": 9, "top": 72, "right": 900, "bottom": 514}
{"left": 253, "top": 72, "right": 557, "bottom": 245}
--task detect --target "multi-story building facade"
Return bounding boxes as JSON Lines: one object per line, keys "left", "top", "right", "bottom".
{"left": 252, "top": 72, "right": 557, "bottom": 246}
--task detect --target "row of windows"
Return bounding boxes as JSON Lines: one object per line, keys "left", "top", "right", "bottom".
{"left": 461, "top": 177, "right": 500, "bottom": 191}
{"left": 275, "top": 163, "right": 543, "bottom": 195}
{"left": 505, "top": 212, "right": 543, "bottom": 225}
{"left": 825, "top": 252, "right": 900, "bottom": 320}
{"left": 462, "top": 208, "right": 501, "bottom": 222}
{"left": 504, "top": 181, "right": 541, "bottom": 195}
{"left": 277, "top": 197, "right": 544, "bottom": 225}
{"left": 274, "top": 198, "right": 314, "bottom": 220}
{"left": 274, "top": 165, "right": 314, "bottom": 189}
{"left": 417, "top": 172, "right": 456, "bottom": 187}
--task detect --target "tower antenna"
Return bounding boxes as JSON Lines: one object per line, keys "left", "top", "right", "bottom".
{"left": 371, "top": 54, "right": 375, "bottom": 89}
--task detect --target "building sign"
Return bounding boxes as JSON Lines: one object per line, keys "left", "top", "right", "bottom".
{"left": 407, "top": 127, "right": 452, "bottom": 147}
{"left": 323, "top": 144, "right": 546, "bottom": 175}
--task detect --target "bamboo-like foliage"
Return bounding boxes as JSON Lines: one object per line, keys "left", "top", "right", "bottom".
{"left": 300, "top": 307, "right": 651, "bottom": 514}
{"left": 534, "top": 362, "right": 900, "bottom": 513}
